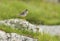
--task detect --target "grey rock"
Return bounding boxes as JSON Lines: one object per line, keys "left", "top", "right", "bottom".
{"left": 0, "top": 30, "right": 37, "bottom": 41}
{"left": 0, "top": 19, "right": 43, "bottom": 33}
{"left": 1, "top": 19, "right": 60, "bottom": 35}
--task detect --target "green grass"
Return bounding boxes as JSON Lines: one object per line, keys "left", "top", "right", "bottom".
{"left": 0, "top": 25, "right": 60, "bottom": 41}
{"left": 0, "top": 0, "right": 60, "bottom": 25}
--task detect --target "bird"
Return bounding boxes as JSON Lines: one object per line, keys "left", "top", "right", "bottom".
{"left": 19, "top": 9, "right": 28, "bottom": 19}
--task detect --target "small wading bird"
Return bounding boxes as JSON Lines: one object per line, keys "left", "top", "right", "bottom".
{"left": 19, "top": 9, "right": 28, "bottom": 19}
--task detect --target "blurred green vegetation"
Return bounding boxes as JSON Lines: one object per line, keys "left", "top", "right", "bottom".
{"left": 0, "top": 0, "right": 60, "bottom": 25}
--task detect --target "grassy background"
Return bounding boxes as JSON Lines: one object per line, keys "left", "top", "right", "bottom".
{"left": 0, "top": 0, "right": 60, "bottom": 25}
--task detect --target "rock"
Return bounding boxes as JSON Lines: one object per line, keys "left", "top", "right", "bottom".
{"left": 0, "top": 30, "right": 38, "bottom": 41}
{"left": 39, "top": 25, "right": 60, "bottom": 35}
{"left": 0, "top": 30, "right": 7, "bottom": 41}
{"left": 0, "top": 18, "right": 43, "bottom": 33}
{"left": 1, "top": 19, "right": 60, "bottom": 36}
